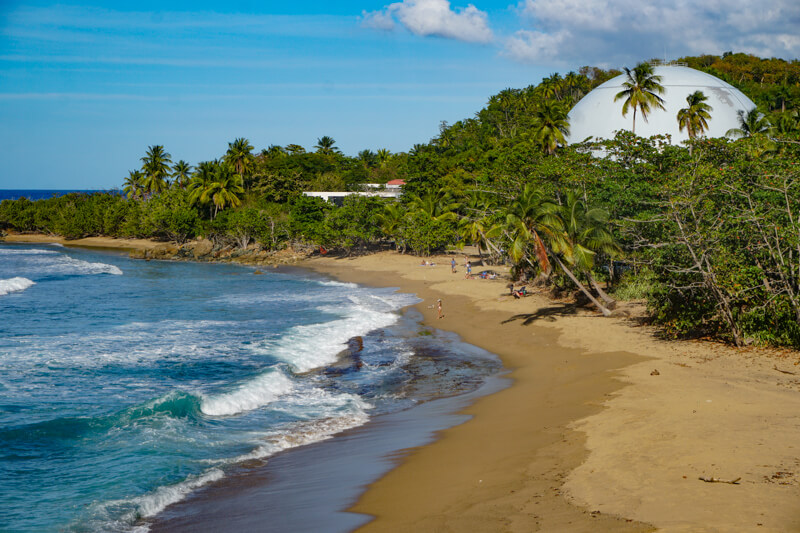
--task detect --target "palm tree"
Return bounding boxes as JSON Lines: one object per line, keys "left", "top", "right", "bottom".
{"left": 726, "top": 108, "right": 773, "bottom": 138}
{"left": 458, "top": 214, "right": 503, "bottom": 264}
{"left": 677, "top": 91, "right": 713, "bottom": 139}
{"left": 559, "top": 192, "right": 620, "bottom": 307}
{"left": 455, "top": 190, "right": 503, "bottom": 263}
{"left": 357, "top": 149, "right": 377, "bottom": 169}
{"left": 171, "top": 160, "right": 192, "bottom": 189}
{"left": 225, "top": 137, "right": 255, "bottom": 178}
{"left": 314, "top": 136, "right": 339, "bottom": 156}
{"left": 503, "top": 185, "right": 562, "bottom": 276}
{"left": 405, "top": 189, "right": 458, "bottom": 222}
{"left": 774, "top": 110, "right": 799, "bottom": 136}
{"left": 263, "top": 144, "right": 287, "bottom": 158}
{"left": 206, "top": 163, "right": 244, "bottom": 217}
{"left": 563, "top": 71, "right": 588, "bottom": 104}
{"left": 140, "top": 145, "right": 172, "bottom": 196}
{"left": 376, "top": 148, "right": 392, "bottom": 168}
{"left": 531, "top": 100, "right": 570, "bottom": 155}
{"left": 188, "top": 161, "right": 243, "bottom": 218}
{"left": 188, "top": 161, "right": 218, "bottom": 218}
{"left": 538, "top": 73, "right": 564, "bottom": 101}
{"left": 375, "top": 202, "right": 406, "bottom": 250}
{"left": 614, "top": 62, "right": 666, "bottom": 135}
{"left": 502, "top": 185, "right": 614, "bottom": 316}
{"left": 123, "top": 170, "right": 144, "bottom": 200}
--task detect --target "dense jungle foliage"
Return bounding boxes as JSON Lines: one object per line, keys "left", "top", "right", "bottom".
{"left": 2, "top": 53, "right": 800, "bottom": 348}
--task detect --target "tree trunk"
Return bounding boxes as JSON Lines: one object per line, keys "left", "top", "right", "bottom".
{"left": 589, "top": 274, "right": 616, "bottom": 307}
{"left": 556, "top": 258, "right": 612, "bottom": 316}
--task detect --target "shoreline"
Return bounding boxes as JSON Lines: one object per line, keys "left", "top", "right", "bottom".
{"left": 305, "top": 252, "right": 800, "bottom": 532}
{"left": 0, "top": 233, "right": 164, "bottom": 251}
{"left": 303, "top": 253, "right": 653, "bottom": 532}
{"left": 5, "top": 235, "right": 800, "bottom": 530}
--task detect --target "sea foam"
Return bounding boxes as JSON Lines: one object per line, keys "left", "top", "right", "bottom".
{"left": 228, "top": 386, "right": 373, "bottom": 463}
{"left": 267, "top": 304, "right": 400, "bottom": 373}
{"left": 200, "top": 369, "right": 295, "bottom": 416}
{"left": 259, "top": 287, "right": 417, "bottom": 374}
{"left": 50, "top": 255, "right": 123, "bottom": 276}
{"left": 0, "top": 248, "right": 58, "bottom": 255}
{"left": 0, "top": 277, "right": 35, "bottom": 296}
{"left": 87, "top": 468, "right": 224, "bottom": 531}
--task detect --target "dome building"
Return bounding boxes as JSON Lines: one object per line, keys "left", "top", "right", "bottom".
{"left": 566, "top": 64, "right": 756, "bottom": 144}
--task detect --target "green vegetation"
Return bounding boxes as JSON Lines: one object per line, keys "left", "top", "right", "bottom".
{"left": 2, "top": 53, "right": 800, "bottom": 348}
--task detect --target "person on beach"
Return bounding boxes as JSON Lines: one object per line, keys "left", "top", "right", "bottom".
{"left": 437, "top": 299, "right": 444, "bottom": 319}
{"left": 451, "top": 258, "right": 456, "bottom": 273}
{"left": 465, "top": 261, "right": 472, "bottom": 279}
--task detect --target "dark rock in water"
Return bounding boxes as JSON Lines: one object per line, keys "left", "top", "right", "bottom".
{"left": 323, "top": 337, "right": 366, "bottom": 376}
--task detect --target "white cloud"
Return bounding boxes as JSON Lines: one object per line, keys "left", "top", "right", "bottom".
{"left": 505, "top": 0, "right": 800, "bottom": 65}
{"left": 362, "top": 0, "right": 494, "bottom": 44}
{"left": 505, "top": 29, "right": 569, "bottom": 63}
{"left": 361, "top": 9, "right": 397, "bottom": 31}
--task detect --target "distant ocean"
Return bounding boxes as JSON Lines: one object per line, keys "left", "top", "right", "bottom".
{"left": 0, "top": 189, "right": 116, "bottom": 201}
{"left": 0, "top": 243, "right": 501, "bottom": 532}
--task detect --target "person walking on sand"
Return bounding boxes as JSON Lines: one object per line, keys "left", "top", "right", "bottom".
{"left": 450, "top": 257, "right": 456, "bottom": 274}
{"left": 465, "top": 261, "right": 472, "bottom": 279}
{"left": 437, "top": 299, "right": 444, "bottom": 319}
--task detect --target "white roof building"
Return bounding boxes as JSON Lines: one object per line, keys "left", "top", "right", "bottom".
{"left": 567, "top": 64, "right": 756, "bottom": 144}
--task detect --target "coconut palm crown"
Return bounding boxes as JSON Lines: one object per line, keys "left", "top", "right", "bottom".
{"left": 140, "top": 145, "right": 172, "bottom": 196}
{"left": 531, "top": 100, "right": 570, "bottom": 155}
{"left": 726, "top": 108, "right": 773, "bottom": 139}
{"left": 314, "top": 136, "right": 339, "bottom": 156}
{"left": 677, "top": 90, "right": 713, "bottom": 139}
{"left": 614, "top": 62, "right": 666, "bottom": 135}
{"left": 225, "top": 137, "right": 255, "bottom": 177}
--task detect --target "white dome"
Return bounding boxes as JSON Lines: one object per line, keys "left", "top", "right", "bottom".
{"left": 567, "top": 65, "right": 756, "bottom": 144}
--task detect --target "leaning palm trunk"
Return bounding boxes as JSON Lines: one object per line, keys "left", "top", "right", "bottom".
{"left": 556, "top": 258, "right": 612, "bottom": 316}
{"left": 588, "top": 273, "right": 616, "bottom": 308}
{"left": 477, "top": 229, "right": 505, "bottom": 261}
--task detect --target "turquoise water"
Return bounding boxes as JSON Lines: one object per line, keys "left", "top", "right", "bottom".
{"left": 0, "top": 244, "right": 500, "bottom": 532}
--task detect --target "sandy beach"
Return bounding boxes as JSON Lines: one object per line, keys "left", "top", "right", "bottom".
{"left": 305, "top": 251, "right": 800, "bottom": 532}
{"left": 1, "top": 232, "right": 163, "bottom": 251}
{"left": 5, "top": 234, "right": 799, "bottom": 531}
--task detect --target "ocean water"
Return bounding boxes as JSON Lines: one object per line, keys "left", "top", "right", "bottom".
{"left": 0, "top": 190, "right": 114, "bottom": 201}
{"left": 0, "top": 244, "right": 500, "bottom": 532}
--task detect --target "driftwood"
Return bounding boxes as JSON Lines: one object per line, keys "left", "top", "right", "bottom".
{"left": 699, "top": 476, "right": 741, "bottom": 484}
{"left": 773, "top": 365, "right": 797, "bottom": 375}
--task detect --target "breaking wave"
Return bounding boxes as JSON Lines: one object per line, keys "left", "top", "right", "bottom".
{"left": 0, "top": 277, "right": 35, "bottom": 296}
{"left": 200, "top": 370, "right": 295, "bottom": 417}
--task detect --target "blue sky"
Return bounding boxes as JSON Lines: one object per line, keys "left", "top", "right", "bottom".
{"left": 1, "top": 0, "right": 798, "bottom": 189}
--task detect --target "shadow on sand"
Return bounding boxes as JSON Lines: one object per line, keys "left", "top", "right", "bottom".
{"left": 501, "top": 302, "right": 580, "bottom": 325}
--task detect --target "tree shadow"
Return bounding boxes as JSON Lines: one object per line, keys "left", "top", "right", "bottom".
{"left": 501, "top": 302, "right": 580, "bottom": 325}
